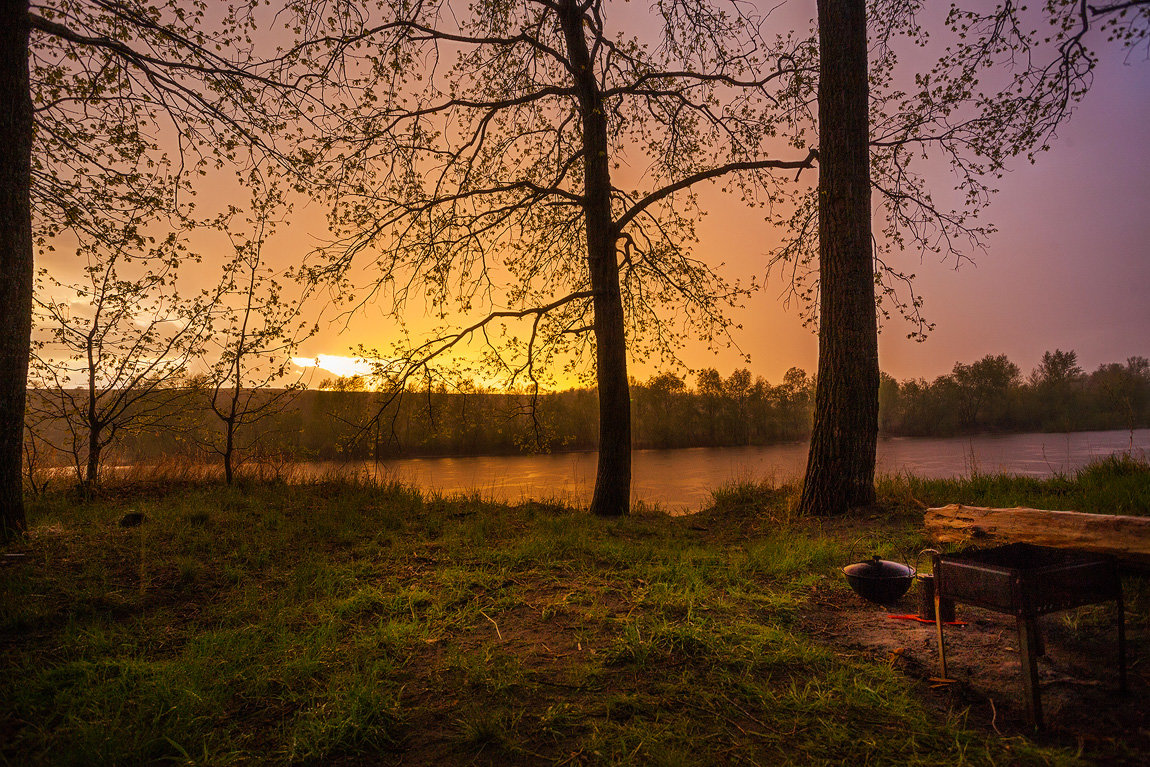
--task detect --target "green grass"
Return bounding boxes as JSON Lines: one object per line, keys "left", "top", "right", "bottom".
{"left": 876, "top": 453, "right": 1150, "bottom": 516}
{"left": 3, "top": 460, "right": 1146, "bottom": 765}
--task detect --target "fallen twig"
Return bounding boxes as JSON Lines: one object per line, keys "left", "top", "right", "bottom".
{"left": 478, "top": 608, "right": 502, "bottom": 641}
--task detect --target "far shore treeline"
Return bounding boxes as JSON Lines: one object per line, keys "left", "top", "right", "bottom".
{"left": 24, "top": 350, "right": 1149, "bottom": 471}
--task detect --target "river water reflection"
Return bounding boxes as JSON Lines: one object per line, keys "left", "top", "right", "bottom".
{"left": 314, "top": 428, "right": 1149, "bottom": 513}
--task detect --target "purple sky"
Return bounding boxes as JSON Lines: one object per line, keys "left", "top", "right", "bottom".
{"left": 865, "top": 51, "right": 1150, "bottom": 382}
{"left": 620, "top": 20, "right": 1150, "bottom": 386}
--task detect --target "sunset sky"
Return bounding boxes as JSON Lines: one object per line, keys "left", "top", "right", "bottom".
{"left": 290, "top": 47, "right": 1150, "bottom": 388}
{"left": 37, "top": 1, "right": 1150, "bottom": 389}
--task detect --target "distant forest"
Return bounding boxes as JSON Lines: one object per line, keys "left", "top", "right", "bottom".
{"left": 25, "top": 350, "right": 1150, "bottom": 470}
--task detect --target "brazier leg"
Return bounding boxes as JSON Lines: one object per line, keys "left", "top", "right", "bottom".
{"left": 1017, "top": 615, "right": 1043, "bottom": 729}
{"left": 935, "top": 593, "right": 948, "bottom": 679}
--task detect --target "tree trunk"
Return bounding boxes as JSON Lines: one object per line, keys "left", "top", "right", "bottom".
{"left": 559, "top": 0, "right": 631, "bottom": 517}
{"left": 799, "top": 0, "right": 878, "bottom": 516}
{"left": 925, "top": 504, "right": 1150, "bottom": 570}
{"left": 0, "top": 0, "right": 33, "bottom": 541}
{"left": 224, "top": 420, "right": 235, "bottom": 484}
{"left": 86, "top": 430, "right": 102, "bottom": 489}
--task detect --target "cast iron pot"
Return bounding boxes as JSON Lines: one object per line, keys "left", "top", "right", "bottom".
{"left": 842, "top": 555, "right": 916, "bottom": 604}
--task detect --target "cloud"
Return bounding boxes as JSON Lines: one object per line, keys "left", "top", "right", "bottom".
{"left": 291, "top": 354, "right": 377, "bottom": 379}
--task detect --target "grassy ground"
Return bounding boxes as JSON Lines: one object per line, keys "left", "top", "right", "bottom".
{"left": 2, "top": 458, "right": 1147, "bottom": 765}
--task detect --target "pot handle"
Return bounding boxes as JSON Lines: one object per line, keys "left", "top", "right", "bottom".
{"left": 916, "top": 548, "right": 940, "bottom": 576}
{"left": 897, "top": 550, "right": 917, "bottom": 577}
{"left": 844, "top": 540, "right": 883, "bottom": 566}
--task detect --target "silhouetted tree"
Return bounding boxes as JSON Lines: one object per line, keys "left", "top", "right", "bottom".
{"left": 784, "top": 0, "right": 1149, "bottom": 514}
{"left": 775, "top": 367, "right": 815, "bottom": 439}
{"left": 197, "top": 185, "right": 312, "bottom": 483}
{"left": 0, "top": 0, "right": 367, "bottom": 537}
{"left": 1028, "top": 349, "right": 1085, "bottom": 430}
{"left": 633, "top": 372, "right": 688, "bottom": 448}
{"left": 316, "top": 0, "right": 816, "bottom": 516}
{"left": 1091, "top": 357, "right": 1150, "bottom": 433}
{"left": 726, "top": 369, "right": 755, "bottom": 445}
{"left": 28, "top": 218, "right": 217, "bottom": 490}
{"left": 951, "top": 354, "right": 1021, "bottom": 431}
{"left": 1032, "top": 350, "right": 1084, "bottom": 389}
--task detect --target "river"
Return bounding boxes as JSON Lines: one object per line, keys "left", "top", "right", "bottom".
{"left": 307, "top": 428, "right": 1150, "bottom": 512}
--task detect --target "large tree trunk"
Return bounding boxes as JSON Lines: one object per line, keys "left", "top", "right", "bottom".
{"left": 0, "top": 0, "right": 33, "bottom": 541}
{"left": 559, "top": 0, "right": 631, "bottom": 517}
{"left": 799, "top": 0, "right": 878, "bottom": 516}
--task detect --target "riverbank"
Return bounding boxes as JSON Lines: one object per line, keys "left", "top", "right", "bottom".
{"left": 3, "top": 460, "right": 1148, "bottom": 764}
{"left": 35, "top": 427, "right": 1150, "bottom": 513}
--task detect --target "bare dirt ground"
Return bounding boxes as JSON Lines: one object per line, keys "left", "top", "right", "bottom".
{"left": 802, "top": 578, "right": 1150, "bottom": 763}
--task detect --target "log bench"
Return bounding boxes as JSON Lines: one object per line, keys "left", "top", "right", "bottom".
{"left": 926, "top": 504, "right": 1150, "bottom": 573}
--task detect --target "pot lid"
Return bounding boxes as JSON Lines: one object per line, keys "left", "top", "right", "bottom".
{"left": 845, "top": 556, "right": 914, "bottom": 579}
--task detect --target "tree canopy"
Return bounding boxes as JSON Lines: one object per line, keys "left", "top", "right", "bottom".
{"left": 2, "top": 0, "right": 369, "bottom": 537}
{"left": 306, "top": 0, "right": 819, "bottom": 515}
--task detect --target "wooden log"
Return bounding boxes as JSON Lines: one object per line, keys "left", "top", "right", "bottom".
{"left": 924, "top": 504, "right": 1150, "bottom": 570}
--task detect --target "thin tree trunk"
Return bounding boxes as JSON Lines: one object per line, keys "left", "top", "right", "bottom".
{"left": 800, "top": 0, "right": 878, "bottom": 516}
{"left": 86, "top": 430, "right": 101, "bottom": 489}
{"left": 559, "top": 0, "right": 631, "bottom": 517}
{"left": 224, "top": 420, "right": 235, "bottom": 484}
{"left": 0, "top": 0, "right": 33, "bottom": 541}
